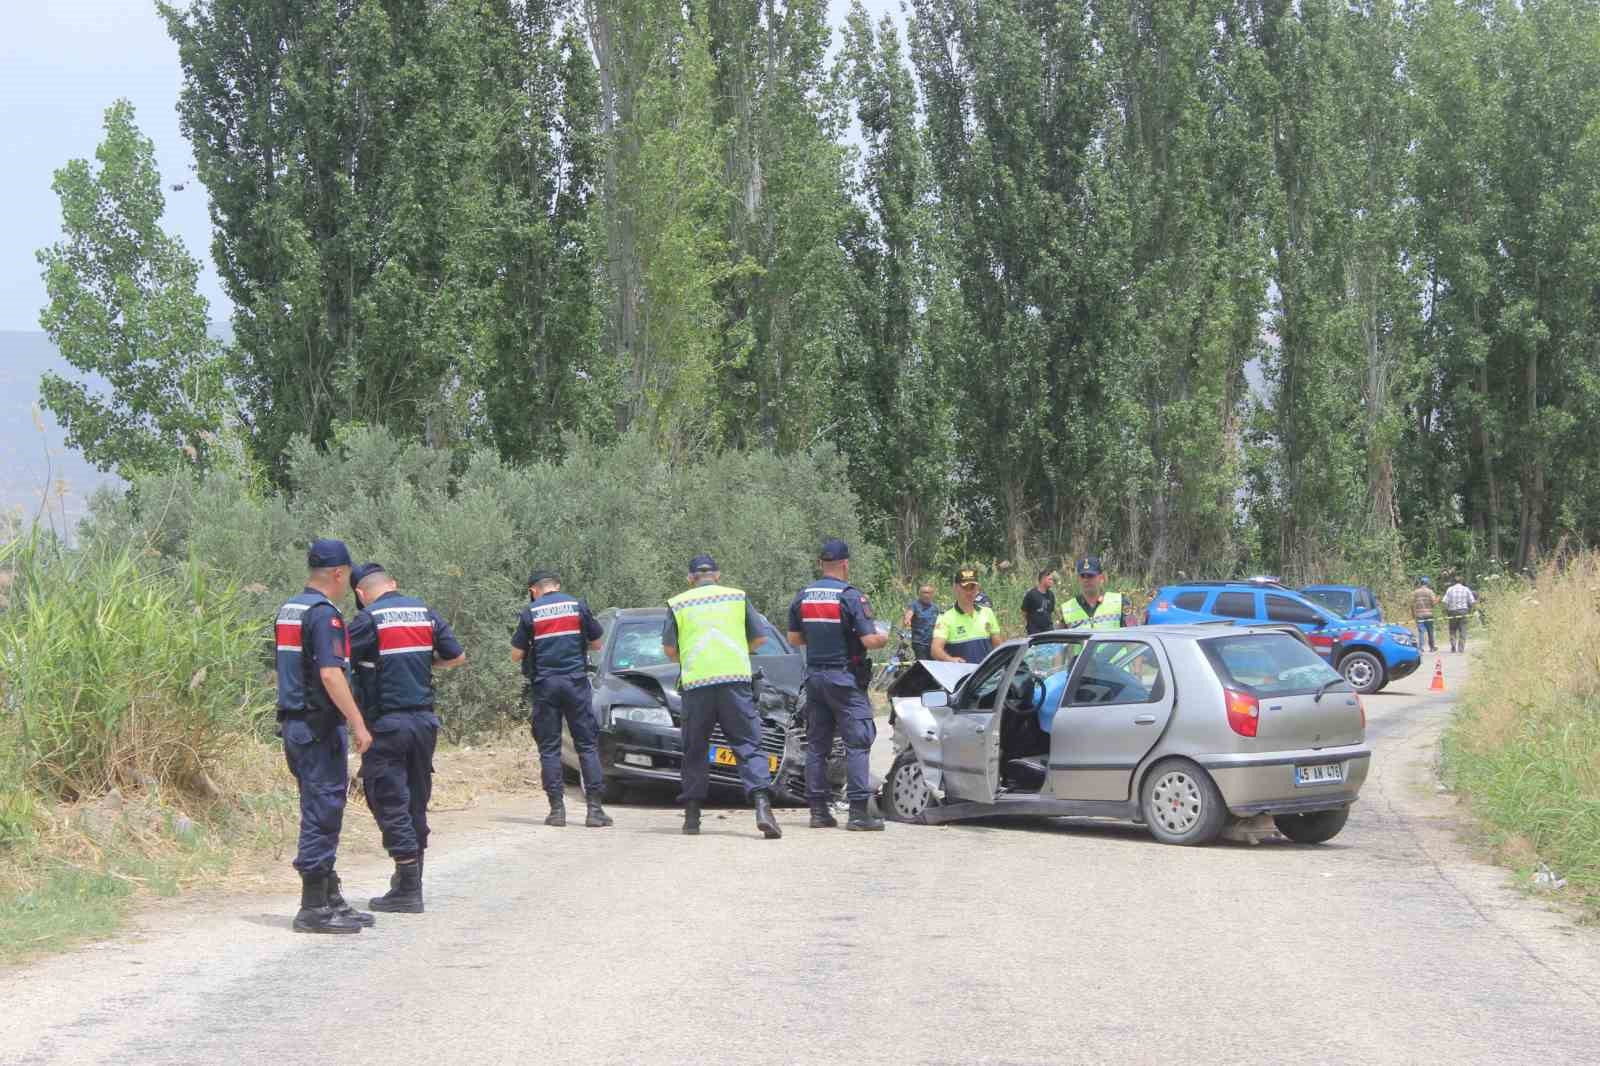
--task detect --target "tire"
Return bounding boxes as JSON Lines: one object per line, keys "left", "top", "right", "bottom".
{"left": 1139, "top": 759, "right": 1227, "bottom": 845}
{"left": 1338, "top": 650, "right": 1384, "bottom": 695}
{"left": 1274, "top": 807, "right": 1349, "bottom": 844}
{"left": 881, "top": 749, "right": 936, "bottom": 824}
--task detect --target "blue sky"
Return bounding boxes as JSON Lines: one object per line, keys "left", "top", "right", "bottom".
{"left": 0, "top": 0, "right": 902, "bottom": 331}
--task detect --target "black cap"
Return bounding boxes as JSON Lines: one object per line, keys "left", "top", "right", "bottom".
{"left": 688, "top": 553, "right": 718, "bottom": 574}
{"left": 953, "top": 566, "right": 980, "bottom": 587}
{"left": 351, "top": 562, "right": 387, "bottom": 586}
{"left": 1076, "top": 556, "right": 1104, "bottom": 577}
{"left": 819, "top": 538, "right": 850, "bottom": 562}
{"left": 307, "top": 538, "right": 352, "bottom": 569}
{"left": 527, "top": 569, "right": 559, "bottom": 587}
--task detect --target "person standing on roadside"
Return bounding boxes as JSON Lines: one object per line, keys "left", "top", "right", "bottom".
{"left": 1410, "top": 576, "right": 1439, "bottom": 653}
{"left": 274, "top": 538, "right": 373, "bottom": 935}
{"left": 1059, "top": 556, "right": 1136, "bottom": 630}
{"left": 348, "top": 563, "right": 466, "bottom": 914}
{"left": 1021, "top": 568, "right": 1058, "bottom": 635}
{"left": 932, "top": 567, "right": 1004, "bottom": 664}
{"left": 1443, "top": 575, "right": 1478, "bottom": 653}
{"left": 787, "top": 539, "right": 889, "bottom": 831}
{"left": 662, "top": 554, "right": 782, "bottom": 840}
{"left": 512, "top": 570, "right": 611, "bottom": 828}
{"left": 900, "top": 584, "right": 940, "bottom": 661}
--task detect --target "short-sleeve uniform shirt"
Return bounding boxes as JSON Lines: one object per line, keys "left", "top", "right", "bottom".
{"left": 512, "top": 591, "right": 604, "bottom": 677}
{"left": 934, "top": 604, "right": 1001, "bottom": 664}
{"left": 787, "top": 577, "right": 874, "bottom": 672}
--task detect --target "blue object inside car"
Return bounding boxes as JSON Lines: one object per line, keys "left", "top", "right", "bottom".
{"left": 1036, "top": 669, "right": 1070, "bottom": 733}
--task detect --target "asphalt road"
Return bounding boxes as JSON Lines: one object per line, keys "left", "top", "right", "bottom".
{"left": 6, "top": 651, "right": 1600, "bottom": 1065}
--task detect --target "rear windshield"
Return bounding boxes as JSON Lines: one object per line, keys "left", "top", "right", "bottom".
{"left": 1200, "top": 633, "right": 1341, "bottom": 697}
{"left": 1300, "top": 589, "right": 1353, "bottom": 616}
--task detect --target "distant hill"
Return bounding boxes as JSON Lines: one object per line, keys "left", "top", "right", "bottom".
{"left": 0, "top": 330, "right": 119, "bottom": 531}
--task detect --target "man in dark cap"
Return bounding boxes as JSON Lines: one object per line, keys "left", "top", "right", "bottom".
{"left": 274, "top": 538, "right": 374, "bottom": 935}
{"left": 933, "top": 566, "right": 1003, "bottom": 664}
{"left": 786, "top": 539, "right": 889, "bottom": 831}
{"left": 512, "top": 570, "right": 610, "bottom": 827}
{"left": 1059, "top": 556, "right": 1135, "bottom": 629}
{"left": 662, "top": 554, "right": 782, "bottom": 839}
{"left": 348, "top": 564, "right": 466, "bottom": 914}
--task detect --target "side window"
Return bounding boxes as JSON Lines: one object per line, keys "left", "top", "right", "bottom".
{"left": 1020, "top": 640, "right": 1082, "bottom": 677}
{"left": 1213, "top": 591, "right": 1257, "bottom": 619}
{"left": 1173, "top": 591, "right": 1206, "bottom": 611}
{"left": 1360, "top": 589, "right": 1375, "bottom": 610}
{"left": 1266, "top": 594, "right": 1323, "bottom": 626}
{"left": 959, "top": 651, "right": 1017, "bottom": 711}
{"left": 1068, "top": 642, "right": 1165, "bottom": 705}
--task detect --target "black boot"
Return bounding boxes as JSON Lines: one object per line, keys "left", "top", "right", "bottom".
{"left": 585, "top": 795, "right": 613, "bottom": 828}
{"left": 544, "top": 793, "right": 566, "bottom": 827}
{"left": 846, "top": 799, "right": 885, "bottom": 832}
{"left": 368, "top": 859, "right": 424, "bottom": 914}
{"left": 809, "top": 801, "right": 838, "bottom": 829}
{"left": 326, "top": 867, "right": 375, "bottom": 927}
{"left": 683, "top": 800, "right": 702, "bottom": 836}
{"left": 753, "top": 790, "right": 782, "bottom": 840}
{"left": 292, "top": 871, "right": 364, "bottom": 934}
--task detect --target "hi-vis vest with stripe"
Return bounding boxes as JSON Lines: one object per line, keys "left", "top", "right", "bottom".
{"left": 1061, "top": 592, "right": 1124, "bottom": 630}
{"left": 668, "top": 584, "right": 752, "bottom": 690}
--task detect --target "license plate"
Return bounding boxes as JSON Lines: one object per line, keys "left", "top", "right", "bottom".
{"left": 1295, "top": 762, "right": 1344, "bottom": 786}
{"left": 709, "top": 747, "right": 780, "bottom": 774}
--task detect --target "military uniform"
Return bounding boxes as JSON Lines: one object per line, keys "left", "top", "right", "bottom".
{"left": 349, "top": 563, "right": 463, "bottom": 913}
{"left": 663, "top": 555, "right": 781, "bottom": 838}
{"left": 512, "top": 571, "right": 609, "bottom": 826}
{"left": 788, "top": 540, "right": 881, "bottom": 830}
{"left": 275, "top": 538, "right": 365, "bottom": 934}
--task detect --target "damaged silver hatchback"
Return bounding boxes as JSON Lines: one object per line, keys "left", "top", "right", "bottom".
{"left": 882, "top": 624, "right": 1371, "bottom": 846}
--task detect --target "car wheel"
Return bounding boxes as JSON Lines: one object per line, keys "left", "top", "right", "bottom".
{"left": 1339, "top": 650, "right": 1384, "bottom": 695}
{"left": 1140, "top": 759, "right": 1227, "bottom": 845}
{"left": 1274, "top": 807, "right": 1349, "bottom": 844}
{"left": 881, "top": 749, "right": 936, "bottom": 824}
{"left": 1273, "top": 806, "right": 1350, "bottom": 838}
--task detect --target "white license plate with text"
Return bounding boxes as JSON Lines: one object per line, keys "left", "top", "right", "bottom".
{"left": 1294, "top": 762, "right": 1344, "bottom": 786}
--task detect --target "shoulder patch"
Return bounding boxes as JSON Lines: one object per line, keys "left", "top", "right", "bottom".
{"left": 331, "top": 618, "right": 343, "bottom": 629}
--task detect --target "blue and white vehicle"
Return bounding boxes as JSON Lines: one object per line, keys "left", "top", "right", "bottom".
{"left": 1299, "top": 584, "right": 1383, "bottom": 623}
{"left": 1144, "top": 582, "right": 1419, "bottom": 695}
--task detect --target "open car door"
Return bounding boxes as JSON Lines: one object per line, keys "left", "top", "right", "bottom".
{"left": 938, "top": 648, "right": 1016, "bottom": 802}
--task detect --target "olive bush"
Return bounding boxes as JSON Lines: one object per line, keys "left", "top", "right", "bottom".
{"left": 87, "top": 428, "right": 877, "bottom": 737}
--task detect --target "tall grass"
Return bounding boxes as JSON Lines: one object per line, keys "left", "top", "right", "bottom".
{"left": 1443, "top": 555, "right": 1600, "bottom": 913}
{"left": 0, "top": 533, "right": 272, "bottom": 804}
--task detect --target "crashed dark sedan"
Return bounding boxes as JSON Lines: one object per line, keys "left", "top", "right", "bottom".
{"left": 560, "top": 607, "right": 845, "bottom": 803}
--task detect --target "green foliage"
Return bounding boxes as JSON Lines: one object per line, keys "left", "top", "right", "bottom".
{"left": 35, "top": 100, "right": 231, "bottom": 479}
{"left": 89, "top": 426, "right": 878, "bottom": 738}
{"left": 0, "top": 534, "right": 272, "bottom": 802}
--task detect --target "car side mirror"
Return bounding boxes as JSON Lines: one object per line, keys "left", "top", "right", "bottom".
{"left": 921, "top": 689, "right": 950, "bottom": 710}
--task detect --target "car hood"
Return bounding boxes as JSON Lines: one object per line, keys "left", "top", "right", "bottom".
{"left": 608, "top": 654, "right": 807, "bottom": 716}
{"left": 885, "top": 659, "right": 979, "bottom": 699}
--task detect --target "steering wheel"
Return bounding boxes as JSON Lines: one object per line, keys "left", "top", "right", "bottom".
{"left": 1007, "top": 671, "right": 1045, "bottom": 712}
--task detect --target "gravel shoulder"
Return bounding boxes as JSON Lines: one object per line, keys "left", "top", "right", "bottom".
{"left": 5, "top": 650, "right": 1599, "bottom": 1065}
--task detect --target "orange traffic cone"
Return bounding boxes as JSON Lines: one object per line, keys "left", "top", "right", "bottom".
{"left": 1429, "top": 657, "right": 1445, "bottom": 692}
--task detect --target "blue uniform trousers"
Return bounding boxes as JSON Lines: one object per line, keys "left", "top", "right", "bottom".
{"left": 359, "top": 710, "right": 439, "bottom": 860}
{"left": 282, "top": 719, "right": 348, "bottom": 873}
{"left": 678, "top": 682, "right": 772, "bottom": 802}
{"left": 804, "top": 670, "right": 876, "bottom": 802}
{"left": 532, "top": 674, "right": 604, "bottom": 796}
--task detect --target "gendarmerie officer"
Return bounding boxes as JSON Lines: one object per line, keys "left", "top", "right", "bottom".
{"left": 274, "top": 538, "right": 373, "bottom": 935}
{"left": 786, "top": 539, "right": 889, "bottom": 831}
{"left": 662, "top": 554, "right": 782, "bottom": 839}
{"left": 349, "top": 563, "right": 466, "bottom": 914}
{"left": 512, "top": 570, "right": 611, "bottom": 828}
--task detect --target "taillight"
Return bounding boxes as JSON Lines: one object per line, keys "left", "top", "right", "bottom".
{"left": 1155, "top": 600, "right": 1171, "bottom": 612}
{"left": 1225, "top": 688, "right": 1260, "bottom": 737}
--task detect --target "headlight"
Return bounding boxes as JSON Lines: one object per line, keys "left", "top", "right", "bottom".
{"left": 1392, "top": 632, "right": 1415, "bottom": 647}
{"left": 610, "top": 705, "right": 673, "bottom": 727}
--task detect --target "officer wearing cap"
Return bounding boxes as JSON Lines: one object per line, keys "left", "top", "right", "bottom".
{"left": 348, "top": 564, "right": 466, "bottom": 914}
{"left": 662, "top": 554, "right": 782, "bottom": 840}
{"left": 932, "top": 567, "right": 1004, "bottom": 664}
{"left": 512, "top": 570, "right": 610, "bottom": 828}
{"left": 1060, "top": 556, "right": 1136, "bottom": 629}
{"left": 786, "top": 539, "right": 888, "bottom": 831}
{"left": 274, "top": 538, "right": 374, "bottom": 935}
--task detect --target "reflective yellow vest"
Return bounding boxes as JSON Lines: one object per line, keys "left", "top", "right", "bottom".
{"left": 1060, "top": 592, "right": 1124, "bottom": 630}
{"left": 667, "top": 584, "right": 752, "bottom": 690}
